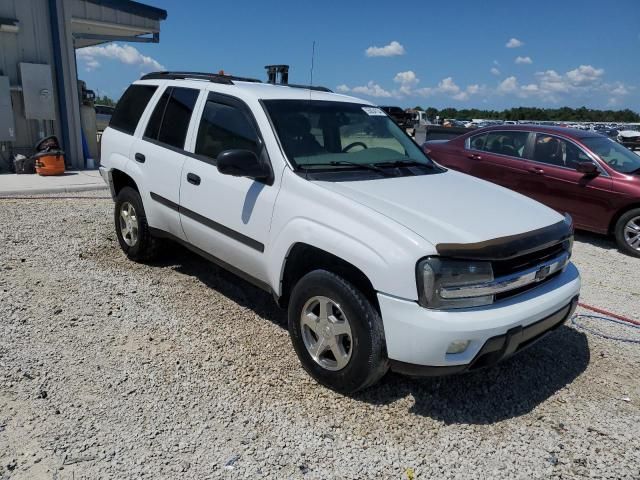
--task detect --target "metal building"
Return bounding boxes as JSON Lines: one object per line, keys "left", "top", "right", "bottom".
{"left": 0, "top": 0, "right": 167, "bottom": 170}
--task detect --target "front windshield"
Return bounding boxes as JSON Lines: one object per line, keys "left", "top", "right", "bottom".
{"left": 582, "top": 136, "right": 640, "bottom": 174}
{"left": 263, "top": 100, "right": 432, "bottom": 170}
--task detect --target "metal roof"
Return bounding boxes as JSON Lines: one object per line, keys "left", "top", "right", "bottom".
{"left": 84, "top": 0, "right": 167, "bottom": 20}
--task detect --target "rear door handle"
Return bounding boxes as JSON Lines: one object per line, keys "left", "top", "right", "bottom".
{"left": 134, "top": 153, "right": 145, "bottom": 163}
{"left": 528, "top": 167, "right": 545, "bottom": 175}
{"left": 186, "top": 173, "right": 201, "bottom": 186}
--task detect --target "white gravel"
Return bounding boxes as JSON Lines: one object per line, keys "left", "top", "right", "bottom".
{"left": 1, "top": 191, "right": 639, "bottom": 479}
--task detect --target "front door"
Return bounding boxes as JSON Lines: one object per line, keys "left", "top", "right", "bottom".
{"left": 179, "top": 93, "right": 279, "bottom": 283}
{"left": 521, "top": 133, "right": 613, "bottom": 231}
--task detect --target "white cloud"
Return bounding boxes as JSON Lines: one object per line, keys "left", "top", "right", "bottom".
{"left": 566, "top": 65, "right": 604, "bottom": 85}
{"left": 76, "top": 43, "right": 165, "bottom": 72}
{"left": 515, "top": 56, "right": 533, "bottom": 65}
{"left": 437, "top": 77, "right": 461, "bottom": 95}
{"left": 609, "top": 83, "right": 630, "bottom": 96}
{"left": 351, "top": 81, "right": 393, "bottom": 98}
{"left": 393, "top": 70, "right": 419, "bottom": 95}
{"left": 490, "top": 67, "right": 501, "bottom": 76}
{"left": 365, "top": 41, "right": 406, "bottom": 57}
{"left": 393, "top": 70, "right": 419, "bottom": 86}
{"left": 521, "top": 83, "right": 539, "bottom": 92}
{"left": 336, "top": 84, "right": 350, "bottom": 93}
{"left": 506, "top": 38, "right": 524, "bottom": 48}
{"left": 497, "top": 76, "right": 519, "bottom": 94}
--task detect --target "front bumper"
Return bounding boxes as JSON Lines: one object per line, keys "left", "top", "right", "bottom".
{"left": 378, "top": 262, "right": 581, "bottom": 374}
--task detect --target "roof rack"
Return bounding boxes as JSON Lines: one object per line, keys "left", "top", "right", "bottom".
{"left": 286, "top": 84, "right": 333, "bottom": 93}
{"left": 140, "top": 71, "right": 262, "bottom": 85}
{"left": 140, "top": 70, "right": 332, "bottom": 92}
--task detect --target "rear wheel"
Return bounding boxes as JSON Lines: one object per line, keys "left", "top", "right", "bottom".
{"left": 114, "top": 187, "right": 160, "bottom": 262}
{"left": 288, "top": 270, "right": 388, "bottom": 393}
{"left": 614, "top": 208, "right": 640, "bottom": 258}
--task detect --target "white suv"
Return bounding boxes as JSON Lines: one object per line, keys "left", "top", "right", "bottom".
{"left": 99, "top": 70, "right": 580, "bottom": 393}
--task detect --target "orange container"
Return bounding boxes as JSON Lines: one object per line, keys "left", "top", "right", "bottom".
{"left": 34, "top": 151, "right": 65, "bottom": 176}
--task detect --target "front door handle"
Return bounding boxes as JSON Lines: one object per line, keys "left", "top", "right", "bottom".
{"left": 187, "top": 173, "right": 201, "bottom": 186}
{"left": 528, "top": 166, "right": 545, "bottom": 175}
{"left": 467, "top": 153, "right": 482, "bottom": 160}
{"left": 134, "top": 153, "right": 145, "bottom": 163}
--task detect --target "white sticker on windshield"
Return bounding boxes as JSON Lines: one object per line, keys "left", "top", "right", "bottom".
{"left": 362, "top": 107, "right": 387, "bottom": 116}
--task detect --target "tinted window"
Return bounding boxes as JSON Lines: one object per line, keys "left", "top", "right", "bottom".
{"left": 144, "top": 88, "right": 171, "bottom": 140}
{"left": 195, "top": 101, "right": 259, "bottom": 160}
{"left": 531, "top": 134, "right": 591, "bottom": 168}
{"left": 110, "top": 85, "right": 157, "bottom": 134}
{"left": 155, "top": 87, "right": 199, "bottom": 149}
{"left": 582, "top": 136, "right": 640, "bottom": 174}
{"left": 470, "top": 131, "right": 529, "bottom": 158}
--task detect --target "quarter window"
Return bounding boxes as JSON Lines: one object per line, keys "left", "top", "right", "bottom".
{"left": 195, "top": 101, "right": 260, "bottom": 160}
{"left": 531, "top": 134, "right": 591, "bottom": 168}
{"left": 469, "top": 131, "right": 529, "bottom": 158}
{"left": 109, "top": 85, "right": 157, "bottom": 134}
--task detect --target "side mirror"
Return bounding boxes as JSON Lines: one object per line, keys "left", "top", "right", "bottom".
{"left": 216, "top": 149, "right": 270, "bottom": 180}
{"left": 575, "top": 161, "right": 599, "bottom": 176}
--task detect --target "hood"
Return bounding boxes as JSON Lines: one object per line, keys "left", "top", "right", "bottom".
{"left": 315, "top": 170, "right": 564, "bottom": 247}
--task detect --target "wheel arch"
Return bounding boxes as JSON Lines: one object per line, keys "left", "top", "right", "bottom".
{"left": 111, "top": 168, "right": 140, "bottom": 196}
{"left": 609, "top": 202, "right": 640, "bottom": 234}
{"left": 278, "top": 243, "right": 380, "bottom": 313}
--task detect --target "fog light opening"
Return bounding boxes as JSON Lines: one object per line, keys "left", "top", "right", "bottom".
{"left": 446, "top": 340, "right": 471, "bottom": 354}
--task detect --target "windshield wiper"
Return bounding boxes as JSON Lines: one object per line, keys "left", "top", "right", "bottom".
{"left": 298, "top": 161, "right": 393, "bottom": 176}
{"left": 373, "top": 159, "right": 433, "bottom": 169}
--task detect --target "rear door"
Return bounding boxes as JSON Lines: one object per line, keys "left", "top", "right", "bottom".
{"left": 130, "top": 85, "right": 200, "bottom": 239}
{"left": 463, "top": 130, "right": 532, "bottom": 190}
{"left": 520, "top": 133, "right": 613, "bottom": 231}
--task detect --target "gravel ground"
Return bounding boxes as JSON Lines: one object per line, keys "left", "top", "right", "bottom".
{"left": 0, "top": 190, "right": 639, "bottom": 479}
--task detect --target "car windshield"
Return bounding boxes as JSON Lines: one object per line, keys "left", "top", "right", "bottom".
{"left": 263, "top": 100, "right": 432, "bottom": 170}
{"left": 582, "top": 136, "right": 640, "bottom": 174}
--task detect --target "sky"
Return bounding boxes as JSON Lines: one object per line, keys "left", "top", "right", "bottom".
{"left": 76, "top": 0, "right": 640, "bottom": 111}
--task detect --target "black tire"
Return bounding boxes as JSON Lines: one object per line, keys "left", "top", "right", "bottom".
{"left": 614, "top": 208, "right": 640, "bottom": 258}
{"left": 288, "top": 270, "right": 388, "bottom": 393}
{"left": 114, "top": 186, "right": 160, "bottom": 262}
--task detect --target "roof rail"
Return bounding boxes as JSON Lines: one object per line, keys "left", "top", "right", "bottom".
{"left": 140, "top": 71, "right": 262, "bottom": 85}
{"left": 286, "top": 84, "right": 333, "bottom": 93}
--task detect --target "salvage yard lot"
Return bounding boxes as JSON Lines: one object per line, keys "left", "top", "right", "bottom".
{"left": 1, "top": 191, "right": 639, "bottom": 479}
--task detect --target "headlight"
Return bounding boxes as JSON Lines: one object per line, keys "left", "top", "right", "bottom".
{"left": 416, "top": 257, "right": 494, "bottom": 309}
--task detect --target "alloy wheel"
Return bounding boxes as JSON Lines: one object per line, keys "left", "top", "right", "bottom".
{"left": 300, "top": 296, "right": 353, "bottom": 371}
{"left": 119, "top": 202, "right": 139, "bottom": 247}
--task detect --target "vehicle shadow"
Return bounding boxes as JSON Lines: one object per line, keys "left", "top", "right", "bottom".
{"left": 574, "top": 230, "right": 618, "bottom": 251}
{"left": 355, "top": 326, "right": 590, "bottom": 424}
{"left": 153, "top": 243, "right": 590, "bottom": 425}
{"left": 151, "top": 243, "right": 287, "bottom": 327}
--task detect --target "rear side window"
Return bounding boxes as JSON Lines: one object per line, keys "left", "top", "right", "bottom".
{"left": 110, "top": 85, "right": 157, "bottom": 134}
{"left": 195, "top": 101, "right": 259, "bottom": 160}
{"left": 144, "top": 87, "right": 199, "bottom": 149}
{"left": 469, "top": 131, "right": 529, "bottom": 158}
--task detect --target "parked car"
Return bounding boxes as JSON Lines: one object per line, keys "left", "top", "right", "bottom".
{"left": 617, "top": 125, "right": 640, "bottom": 150}
{"left": 379, "top": 106, "right": 413, "bottom": 130}
{"left": 95, "top": 104, "right": 115, "bottom": 132}
{"left": 424, "top": 125, "right": 640, "bottom": 256}
{"left": 99, "top": 71, "right": 580, "bottom": 392}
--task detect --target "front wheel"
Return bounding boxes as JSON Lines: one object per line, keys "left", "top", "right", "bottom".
{"left": 614, "top": 208, "right": 640, "bottom": 257}
{"left": 288, "top": 270, "right": 388, "bottom": 393}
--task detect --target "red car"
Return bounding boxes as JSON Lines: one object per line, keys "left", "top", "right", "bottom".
{"left": 424, "top": 125, "right": 640, "bottom": 257}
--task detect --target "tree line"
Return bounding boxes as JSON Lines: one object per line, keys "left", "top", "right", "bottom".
{"left": 413, "top": 106, "right": 640, "bottom": 123}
